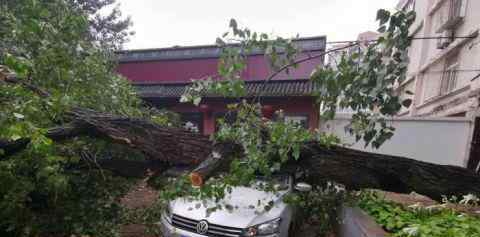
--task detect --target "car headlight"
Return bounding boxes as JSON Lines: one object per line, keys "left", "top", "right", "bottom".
{"left": 244, "top": 218, "right": 281, "bottom": 236}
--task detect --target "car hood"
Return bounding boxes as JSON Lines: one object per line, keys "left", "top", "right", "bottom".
{"left": 171, "top": 186, "right": 289, "bottom": 228}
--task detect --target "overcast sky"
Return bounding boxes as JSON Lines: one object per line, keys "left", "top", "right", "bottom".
{"left": 117, "top": 0, "right": 399, "bottom": 50}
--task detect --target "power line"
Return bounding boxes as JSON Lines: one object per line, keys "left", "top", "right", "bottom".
{"left": 411, "top": 36, "right": 476, "bottom": 40}
{"left": 421, "top": 69, "right": 480, "bottom": 74}
{"left": 471, "top": 73, "right": 480, "bottom": 81}
{"left": 326, "top": 35, "right": 477, "bottom": 45}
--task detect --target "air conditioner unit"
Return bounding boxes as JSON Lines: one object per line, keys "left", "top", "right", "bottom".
{"left": 436, "top": 30, "right": 453, "bottom": 49}
{"left": 436, "top": 0, "right": 466, "bottom": 33}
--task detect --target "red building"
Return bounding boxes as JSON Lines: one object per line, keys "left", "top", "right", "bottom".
{"left": 116, "top": 36, "right": 326, "bottom": 135}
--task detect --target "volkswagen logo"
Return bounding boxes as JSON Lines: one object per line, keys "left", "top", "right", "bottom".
{"left": 196, "top": 220, "right": 209, "bottom": 235}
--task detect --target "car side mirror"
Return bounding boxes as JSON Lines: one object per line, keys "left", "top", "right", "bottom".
{"left": 294, "top": 182, "right": 312, "bottom": 192}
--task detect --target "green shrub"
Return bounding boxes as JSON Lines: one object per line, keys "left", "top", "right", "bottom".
{"left": 358, "top": 192, "right": 480, "bottom": 237}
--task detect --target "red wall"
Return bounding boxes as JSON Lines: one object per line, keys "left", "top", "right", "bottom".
{"left": 166, "top": 97, "right": 319, "bottom": 135}
{"left": 117, "top": 53, "right": 323, "bottom": 83}
{"left": 117, "top": 52, "right": 322, "bottom": 135}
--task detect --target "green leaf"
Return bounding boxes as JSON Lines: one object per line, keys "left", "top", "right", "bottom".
{"left": 402, "top": 99, "right": 413, "bottom": 108}
{"left": 378, "top": 25, "right": 387, "bottom": 33}
{"left": 193, "top": 97, "right": 202, "bottom": 106}
{"left": 229, "top": 19, "right": 237, "bottom": 29}
{"left": 13, "top": 113, "right": 25, "bottom": 119}
{"left": 216, "top": 37, "right": 226, "bottom": 46}
{"left": 376, "top": 9, "right": 391, "bottom": 25}
{"left": 10, "top": 134, "right": 21, "bottom": 140}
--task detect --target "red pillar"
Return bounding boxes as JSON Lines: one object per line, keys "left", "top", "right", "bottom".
{"left": 200, "top": 104, "right": 213, "bottom": 135}
{"left": 261, "top": 105, "right": 274, "bottom": 119}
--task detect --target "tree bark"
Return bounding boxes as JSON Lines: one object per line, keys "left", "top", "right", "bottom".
{"left": 66, "top": 108, "right": 212, "bottom": 166}
{"left": 69, "top": 159, "right": 163, "bottom": 178}
{"left": 188, "top": 141, "right": 480, "bottom": 202}
{"left": 2, "top": 108, "right": 480, "bottom": 201}
{"left": 1, "top": 108, "right": 212, "bottom": 166}
{"left": 190, "top": 142, "right": 242, "bottom": 186}
{"left": 300, "top": 143, "right": 480, "bottom": 202}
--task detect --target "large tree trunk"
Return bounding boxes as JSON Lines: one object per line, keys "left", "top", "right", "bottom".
{"left": 2, "top": 108, "right": 480, "bottom": 202}
{"left": 299, "top": 143, "right": 480, "bottom": 201}
{"left": 1, "top": 108, "right": 212, "bottom": 165}
{"left": 67, "top": 108, "right": 213, "bottom": 166}
{"left": 188, "top": 141, "right": 480, "bottom": 202}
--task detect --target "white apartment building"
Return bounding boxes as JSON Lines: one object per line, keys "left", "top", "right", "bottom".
{"left": 325, "top": 2, "right": 480, "bottom": 171}
{"left": 396, "top": 0, "right": 480, "bottom": 118}
{"left": 396, "top": 0, "right": 480, "bottom": 172}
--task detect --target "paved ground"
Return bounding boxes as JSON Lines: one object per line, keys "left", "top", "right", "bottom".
{"left": 120, "top": 178, "right": 158, "bottom": 237}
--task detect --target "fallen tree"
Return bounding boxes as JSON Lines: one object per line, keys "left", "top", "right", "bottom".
{"left": 3, "top": 4, "right": 479, "bottom": 235}
{"left": 2, "top": 108, "right": 479, "bottom": 202}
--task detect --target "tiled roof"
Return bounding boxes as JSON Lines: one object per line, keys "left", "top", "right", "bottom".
{"left": 117, "top": 36, "right": 326, "bottom": 62}
{"left": 134, "top": 79, "right": 316, "bottom": 98}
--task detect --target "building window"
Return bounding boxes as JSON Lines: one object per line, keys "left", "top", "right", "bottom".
{"left": 284, "top": 115, "right": 309, "bottom": 129}
{"left": 440, "top": 52, "right": 459, "bottom": 95}
{"left": 180, "top": 112, "right": 203, "bottom": 133}
{"left": 449, "top": 0, "right": 465, "bottom": 21}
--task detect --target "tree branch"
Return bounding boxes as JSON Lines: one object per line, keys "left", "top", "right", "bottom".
{"left": 2, "top": 74, "right": 50, "bottom": 98}
{"left": 255, "top": 42, "right": 360, "bottom": 101}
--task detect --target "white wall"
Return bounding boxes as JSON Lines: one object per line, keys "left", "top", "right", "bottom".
{"left": 320, "top": 115, "right": 473, "bottom": 167}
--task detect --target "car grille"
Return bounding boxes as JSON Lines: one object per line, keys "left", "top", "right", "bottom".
{"left": 171, "top": 214, "right": 244, "bottom": 237}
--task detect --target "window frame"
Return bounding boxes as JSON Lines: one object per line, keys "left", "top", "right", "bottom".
{"left": 284, "top": 115, "right": 310, "bottom": 129}
{"left": 440, "top": 52, "right": 460, "bottom": 95}
{"left": 179, "top": 112, "right": 204, "bottom": 134}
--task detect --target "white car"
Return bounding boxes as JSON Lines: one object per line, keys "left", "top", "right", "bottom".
{"left": 159, "top": 174, "right": 312, "bottom": 237}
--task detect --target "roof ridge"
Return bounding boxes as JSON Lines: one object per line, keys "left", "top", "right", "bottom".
{"left": 117, "top": 37, "right": 326, "bottom": 63}
{"left": 116, "top": 36, "right": 327, "bottom": 54}
{"left": 135, "top": 79, "right": 315, "bottom": 98}
{"left": 132, "top": 78, "right": 312, "bottom": 86}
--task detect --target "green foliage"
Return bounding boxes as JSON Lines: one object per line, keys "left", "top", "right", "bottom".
{"left": 68, "top": 0, "right": 134, "bottom": 50}
{"left": 0, "top": 138, "right": 138, "bottom": 236}
{"left": 180, "top": 77, "right": 247, "bottom": 106}
{"left": 358, "top": 192, "right": 480, "bottom": 237}
{"left": 149, "top": 108, "right": 182, "bottom": 127}
{"left": 312, "top": 10, "right": 416, "bottom": 148}
{"left": 171, "top": 10, "right": 415, "bottom": 226}
{"left": 183, "top": 10, "right": 415, "bottom": 149}
{"left": 284, "top": 183, "right": 352, "bottom": 236}
{"left": 181, "top": 19, "right": 302, "bottom": 105}
{"left": 0, "top": 0, "right": 147, "bottom": 236}
{"left": 0, "top": 2, "right": 423, "bottom": 236}
{"left": 216, "top": 102, "right": 314, "bottom": 163}
{"left": 161, "top": 102, "right": 339, "bottom": 215}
